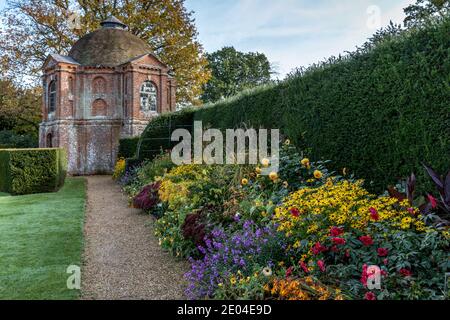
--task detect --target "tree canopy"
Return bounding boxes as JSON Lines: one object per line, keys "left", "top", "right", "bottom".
{"left": 0, "top": 78, "right": 41, "bottom": 136}
{"left": 404, "top": 0, "right": 450, "bottom": 27}
{"left": 0, "top": 0, "right": 211, "bottom": 105}
{"left": 201, "top": 46, "right": 272, "bottom": 104}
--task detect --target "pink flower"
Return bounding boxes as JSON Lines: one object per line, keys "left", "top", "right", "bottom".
{"left": 299, "top": 261, "right": 309, "bottom": 274}
{"left": 317, "top": 260, "right": 326, "bottom": 272}
{"left": 383, "top": 259, "right": 389, "bottom": 266}
{"left": 369, "top": 207, "right": 379, "bottom": 221}
{"left": 360, "top": 264, "right": 368, "bottom": 286}
{"left": 330, "top": 226, "right": 344, "bottom": 237}
{"left": 407, "top": 207, "right": 415, "bottom": 215}
{"left": 359, "top": 235, "right": 374, "bottom": 246}
{"left": 381, "top": 270, "right": 388, "bottom": 277}
{"left": 377, "top": 248, "right": 389, "bottom": 257}
{"left": 427, "top": 194, "right": 438, "bottom": 209}
{"left": 332, "top": 237, "right": 346, "bottom": 245}
{"left": 331, "top": 245, "right": 339, "bottom": 253}
{"left": 290, "top": 208, "right": 300, "bottom": 218}
{"left": 365, "top": 292, "right": 377, "bottom": 300}
{"left": 400, "top": 268, "right": 413, "bottom": 277}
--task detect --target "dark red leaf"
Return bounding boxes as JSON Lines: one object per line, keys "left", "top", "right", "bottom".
{"left": 423, "top": 164, "right": 444, "bottom": 194}
{"left": 444, "top": 171, "right": 450, "bottom": 206}
{"left": 407, "top": 173, "right": 416, "bottom": 205}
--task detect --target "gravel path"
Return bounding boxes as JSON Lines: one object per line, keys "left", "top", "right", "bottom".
{"left": 81, "top": 176, "right": 188, "bottom": 300}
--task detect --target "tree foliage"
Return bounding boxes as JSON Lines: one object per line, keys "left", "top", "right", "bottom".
{"left": 0, "top": 78, "right": 41, "bottom": 136}
{"left": 404, "top": 0, "right": 450, "bottom": 27}
{"left": 201, "top": 46, "right": 272, "bottom": 103}
{"left": 0, "top": 0, "right": 211, "bottom": 105}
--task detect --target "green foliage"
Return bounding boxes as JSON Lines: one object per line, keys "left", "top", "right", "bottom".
{"left": 0, "top": 79, "right": 41, "bottom": 138}
{"left": 118, "top": 137, "right": 140, "bottom": 158}
{"left": 0, "top": 148, "right": 67, "bottom": 195}
{"left": 194, "top": 18, "right": 450, "bottom": 193}
{"left": 404, "top": 0, "right": 449, "bottom": 27}
{"left": 201, "top": 46, "right": 273, "bottom": 103}
{"left": 0, "top": 130, "right": 38, "bottom": 148}
{"left": 123, "top": 141, "right": 450, "bottom": 300}
{"left": 138, "top": 18, "right": 449, "bottom": 193}
{"left": 120, "top": 153, "right": 176, "bottom": 199}
{"left": 137, "top": 108, "right": 195, "bottom": 160}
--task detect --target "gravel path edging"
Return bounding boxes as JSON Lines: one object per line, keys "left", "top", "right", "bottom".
{"left": 81, "top": 176, "right": 188, "bottom": 300}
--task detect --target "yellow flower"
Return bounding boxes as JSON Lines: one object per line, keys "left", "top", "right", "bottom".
{"left": 261, "top": 158, "right": 270, "bottom": 167}
{"left": 241, "top": 178, "right": 249, "bottom": 186}
{"left": 255, "top": 167, "right": 262, "bottom": 174}
{"left": 283, "top": 181, "right": 289, "bottom": 188}
{"left": 269, "top": 172, "right": 278, "bottom": 181}
{"left": 285, "top": 139, "right": 291, "bottom": 145}
{"left": 314, "top": 170, "right": 323, "bottom": 179}
{"left": 326, "top": 178, "right": 333, "bottom": 187}
{"left": 301, "top": 158, "right": 310, "bottom": 167}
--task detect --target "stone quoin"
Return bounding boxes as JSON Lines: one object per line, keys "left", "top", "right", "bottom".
{"left": 39, "top": 16, "right": 176, "bottom": 175}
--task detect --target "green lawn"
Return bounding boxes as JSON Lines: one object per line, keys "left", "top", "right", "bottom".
{"left": 0, "top": 178, "right": 86, "bottom": 300}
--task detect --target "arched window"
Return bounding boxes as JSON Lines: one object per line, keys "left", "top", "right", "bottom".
{"left": 140, "top": 81, "right": 157, "bottom": 113}
{"left": 48, "top": 80, "right": 56, "bottom": 114}
{"left": 92, "top": 77, "right": 106, "bottom": 94}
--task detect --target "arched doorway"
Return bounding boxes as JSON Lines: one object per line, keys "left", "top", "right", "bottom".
{"left": 46, "top": 133, "right": 53, "bottom": 148}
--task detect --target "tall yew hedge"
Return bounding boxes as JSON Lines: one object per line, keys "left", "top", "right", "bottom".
{"left": 139, "top": 18, "right": 450, "bottom": 192}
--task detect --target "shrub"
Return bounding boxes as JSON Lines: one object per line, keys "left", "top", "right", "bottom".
{"left": 272, "top": 180, "right": 449, "bottom": 300}
{"left": 0, "top": 148, "right": 66, "bottom": 195}
{"left": 133, "top": 182, "right": 161, "bottom": 212}
{"left": 121, "top": 137, "right": 450, "bottom": 300}
{"left": 0, "top": 130, "right": 38, "bottom": 149}
{"left": 195, "top": 19, "right": 450, "bottom": 193}
{"left": 136, "top": 108, "right": 195, "bottom": 161}
{"left": 138, "top": 18, "right": 450, "bottom": 194}
{"left": 118, "top": 137, "right": 140, "bottom": 158}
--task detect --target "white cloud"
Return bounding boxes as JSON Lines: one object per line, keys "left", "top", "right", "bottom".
{"left": 186, "top": 0, "right": 416, "bottom": 77}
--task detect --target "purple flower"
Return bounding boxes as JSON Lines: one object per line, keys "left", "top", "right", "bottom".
{"left": 184, "top": 222, "right": 286, "bottom": 299}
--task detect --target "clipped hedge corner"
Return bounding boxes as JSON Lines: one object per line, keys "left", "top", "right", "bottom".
{"left": 137, "top": 108, "right": 195, "bottom": 161}
{"left": 118, "top": 137, "right": 140, "bottom": 159}
{"left": 0, "top": 148, "right": 67, "bottom": 195}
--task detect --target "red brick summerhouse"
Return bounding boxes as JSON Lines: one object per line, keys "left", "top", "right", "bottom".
{"left": 39, "top": 16, "right": 176, "bottom": 175}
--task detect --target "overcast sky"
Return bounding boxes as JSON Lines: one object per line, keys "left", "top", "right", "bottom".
{"left": 0, "top": 0, "right": 415, "bottom": 78}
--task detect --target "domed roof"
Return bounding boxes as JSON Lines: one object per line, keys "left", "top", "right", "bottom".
{"left": 68, "top": 16, "right": 152, "bottom": 67}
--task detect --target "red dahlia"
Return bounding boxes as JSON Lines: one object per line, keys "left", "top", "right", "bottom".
{"left": 400, "top": 268, "right": 413, "bottom": 277}
{"left": 290, "top": 208, "right": 300, "bottom": 217}
{"left": 369, "top": 207, "right": 380, "bottom": 221}
{"left": 359, "top": 235, "right": 374, "bottom": 246}
{"left": 364, "top": 292, "right": 377, "bottom": 300}
{"left": 330, "top": 226, "right": 344, "bottom": 237}
{"left": 332, "top": 237, "right": 346, "bottom": 245}
{"left": 377, "top": 248, "right": 389, "bottom": 257}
